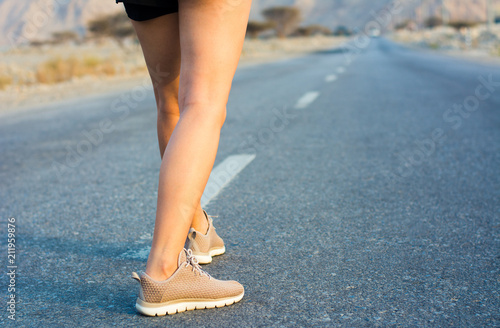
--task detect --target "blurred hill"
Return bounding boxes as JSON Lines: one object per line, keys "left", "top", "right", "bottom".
{"left": 394, "top": 0, "right": 500, "bottom": 27}
{"left": 249, "top": 0, "right": 392, "bottom": 28}
{"left": 0, "top": 0, "right": 121, "bottom": 47}
{"left": 250, "top": 0, "right": 500, "bottom": 29}
{"left": 1, "top": 0, "right": 499, "bottom": 47}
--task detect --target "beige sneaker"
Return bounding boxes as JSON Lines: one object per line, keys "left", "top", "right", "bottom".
{"left": 131, "top": 248, "right": 244, "bottom": 316}
{"left": 185, "top": 210, "right": 226, "bottom": 264}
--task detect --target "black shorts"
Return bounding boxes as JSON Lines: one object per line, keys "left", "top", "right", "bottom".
{"left": 116, "top": 0, "right": 178, "bottom": 21}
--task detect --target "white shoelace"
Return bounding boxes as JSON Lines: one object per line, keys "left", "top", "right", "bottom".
{"left": 185, "top": 249, "right": 211, "bottom": 279}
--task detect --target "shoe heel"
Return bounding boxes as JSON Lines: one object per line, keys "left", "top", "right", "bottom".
{"left": 193, "top": 253, "right": 213, "bottom": 264}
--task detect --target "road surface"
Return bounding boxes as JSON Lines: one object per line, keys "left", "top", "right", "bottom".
{"left": 1, "top": 38, "right": 499, "bottom": 327}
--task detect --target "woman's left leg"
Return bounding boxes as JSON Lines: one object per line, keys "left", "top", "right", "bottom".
{"left": 130, "top": 13, "right": 209, "bottom": 234}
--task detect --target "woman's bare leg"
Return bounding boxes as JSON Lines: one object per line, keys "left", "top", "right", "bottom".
{"left": 131, "top": 14, "right": 209, "bottom": 235}
{"left": 136, "top": 0, "right": 252, "bottom": 281}
{"left": 130, "top": 14, "right": 180, "bottom": 155}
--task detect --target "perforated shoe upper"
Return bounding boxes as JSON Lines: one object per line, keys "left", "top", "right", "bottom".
{"left": 185, "top": 211, "right": 224, "bottom": 254}
{"left": 133, "top": 249, "right": 243, "bottom": 304}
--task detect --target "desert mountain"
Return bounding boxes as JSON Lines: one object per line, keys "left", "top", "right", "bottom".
{"left": 0, "top": 0, "right": 498, "bottom": 47}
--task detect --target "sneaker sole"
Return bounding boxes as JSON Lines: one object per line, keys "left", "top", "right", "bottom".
{"left": 135, "top": 291, "right": 244, "bottom": 316}
{"left": 192, "top": 246, "right": 226, "bottom": 264}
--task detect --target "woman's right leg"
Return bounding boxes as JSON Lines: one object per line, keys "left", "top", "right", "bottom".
{"left": 145, "top": 0, "right": 252, "bottom": 281}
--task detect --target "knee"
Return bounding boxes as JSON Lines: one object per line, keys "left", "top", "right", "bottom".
{"left": 156, "top": 87, "right": 180, "bottom": 119}
{"left": 180, "top": 99, "right": 227, "bottom": 128}
{"left": 157, "top": 99, "right": 180, "bottom": 120}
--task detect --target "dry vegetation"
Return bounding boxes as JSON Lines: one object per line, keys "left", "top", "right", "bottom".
{"left": 0, "top": 41, "right": 147, "bottom": 90}
{"left": 0, "top": 6, "right": 342, "bottom": 109}
{"left": 36, "top": 56, "right": 119, "bottom": 84}
{"left": 392, "top": 23, "right": 500, "bottom": 58}
{"left": 0, "top": 74, "right": 12, "bottom": 90}
{"left": 0, "top": 34, "right": 341, "bottom": 88}
{"left": 0, "top": 35, "right": 344, "bottom": 109}
{"left": 0, "top": 6, "right": 336, "bottom": 90}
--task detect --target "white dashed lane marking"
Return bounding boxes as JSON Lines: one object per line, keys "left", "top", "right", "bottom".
{"left": 295, "top": 91, "right": 320, "bottom": 109}
{"left": 120, "top": 154, "right": 256, "bottom": 260}
{"left": 325, "top": 74, "right": 337, "bottom": 82}
{"left": 201, "top": 154, "right": 256, "bottom": 207}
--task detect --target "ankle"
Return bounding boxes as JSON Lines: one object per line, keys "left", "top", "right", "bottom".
{"left": 145, "top": 253, "right": 178, "bottom": 281}
{"left": 191, "top": 208, "right": 209, "bottom": 234}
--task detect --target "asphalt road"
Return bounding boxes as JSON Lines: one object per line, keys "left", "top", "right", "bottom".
{"left": 1, "top": 38, "right": 499, "bottom": 327}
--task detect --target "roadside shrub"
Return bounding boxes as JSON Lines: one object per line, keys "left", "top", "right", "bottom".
{"left": 29, "top": 40, "right": 49, "bottom": 47}
{"left": 36, "top": 57, "right": 76, "bottom": 84}
{"left": 36, "top": 56, "right": 117, "bottom": 84}
{"left": 262, "top": 7, "right": 301, "bottom": 38}
{"left": 51, "top": 30, "right": 80, "bottom": 45}
{"left": 395, "top": 20, "right": 412, "bottom": 30}
{"left": 448, "top": 20, "right": 478, "bottom": 30}
{"left": 333, "top": 25, "right": 352, "bottom": 36}
{"left": 424, "top": 16, "right": 443, "bottom": 28}
{"left": 246, "top": 21, "right": 275, "bottom": 39}
{"left": 87, "top": 12, "right": 135, "bottom": 46}
{"left": 0, "top": 75, "right": 12, "bottom": 90}
{"left": 294, "top": 24, "right": 331, "bottom": 37}
{"left": 428, "top": 42, "right": 440, "bottom": 50}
